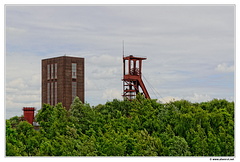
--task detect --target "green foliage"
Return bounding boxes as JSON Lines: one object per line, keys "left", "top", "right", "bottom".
{"left": 6, "top": 96, "right": 234, "bottom": 156}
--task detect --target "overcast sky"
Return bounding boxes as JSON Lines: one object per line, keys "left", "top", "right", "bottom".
{"left": 5, "top": 5, "right": 235, "bottom": 119}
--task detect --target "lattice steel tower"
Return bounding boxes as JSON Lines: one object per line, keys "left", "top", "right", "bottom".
{"left": 122, "top": 55, "right": 150, "bottom": 100}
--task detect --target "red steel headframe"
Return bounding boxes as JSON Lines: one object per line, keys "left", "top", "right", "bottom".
{"left": 122, "top": 55, "right": 150, "bottom": 100}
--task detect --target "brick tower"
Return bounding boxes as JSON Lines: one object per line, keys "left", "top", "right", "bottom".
{"left": 42, "top": 56, "right": 84, "bottom": 110}
{"left": 22, "top": 107, "right": 35, "bottom": 125}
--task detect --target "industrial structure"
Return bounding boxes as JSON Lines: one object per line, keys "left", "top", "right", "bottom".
{"left": 22, "top": 107, "right": 35, "bottom": 125}
{"left": 122, "top": 55, "right": 150, "bottom": 100}
{"left": 42, "top": 56, "right": 84, "bottom": 110}
{"left": 16, "top": 54, "right": 150, "bottom": 127}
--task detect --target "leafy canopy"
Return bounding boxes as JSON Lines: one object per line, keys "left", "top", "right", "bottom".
{"left": 6, "top": 96, "right": 234, "bottom": 156}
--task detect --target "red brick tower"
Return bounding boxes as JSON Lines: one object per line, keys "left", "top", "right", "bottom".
{"left": 42, "top": 56, "right": 84, "bottom": 110}
{"left": 22, "top": 107, "right": 35, "bottom": 125}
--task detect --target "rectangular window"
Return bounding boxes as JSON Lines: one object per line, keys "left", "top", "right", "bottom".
{"left": 47, "top": 83, "right": 50, "bottom": 104}
{"left": 51, "top": 64, "right": 54, "bottom": 79}
{"left": 72, "top": 82, "right": 77, "bottom": 101}
{"left": 51, "top": 82, "right": 54, "bottom": 105}
{"left": 72, "top": 63, "right": 77, "bottom": 79}
{"left": 47, "top": 64, "right": 50, "bottom": 80}
{"left": 55, "top": 63, "right": 57, "bottom": 79}
{"left": 55, "top": 82, "right": 57, "bottom": 105}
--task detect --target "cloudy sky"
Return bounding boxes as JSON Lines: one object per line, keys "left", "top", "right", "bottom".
{"left": 5, "top": 5, "right": 235, "bottom": 119}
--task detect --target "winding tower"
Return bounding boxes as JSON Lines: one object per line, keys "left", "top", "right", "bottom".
{"left": 122, "top": 55, "right": 150, "bottom": 100}
{"left": 42, "top": 56, "right": 84, "bottom": 110}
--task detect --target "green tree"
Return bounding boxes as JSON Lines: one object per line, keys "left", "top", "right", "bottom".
{"left": 6, "top": 98, "right": 234, "bottom": 156}
{"left": 131, "top": 129, "right": 162, "bottom": 156}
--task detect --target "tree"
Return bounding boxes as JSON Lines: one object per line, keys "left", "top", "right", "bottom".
{"left": 6, "top": 98, "right": 234, "bottom": 156}
{"left": 131, "top": 129, "right": 162, "bottom": 156}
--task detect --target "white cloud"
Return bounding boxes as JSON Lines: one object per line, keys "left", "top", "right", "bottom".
{"left": 102, "top": 89, "right": 122, "bottom": 100}
{"left": 85, "top": 77, "right": 97, "bottom": 92}
{"left": 184, "top": 93, "right": 211, "bottom": 103}
{"left": 7, "top": 78, "right": 27, "bottom": 89}
{"left": 157, "top": 96, "right": 181, "bottom": 103}
{"left": 5, "top": 52, "right": 42, "bottom": 118}
{"left": 87, "top": 54, "right": 122, "bottom": 67}
{"left": 6, "top": 26, "right": 26, "bottom": 36}
{"left": 90, "top": 67, "right": 120, "bottom": 80}
{"left": 6, "top": 76, "right": 41, "bottom": 118}
{"left": 158, "top": 93, "right": 211, "bottom": 104}
{"left": 6, "top": 99, "right": 40, "bottom": 118}
{"left": 215, "top": 63, "right": 234, "bottom": 73}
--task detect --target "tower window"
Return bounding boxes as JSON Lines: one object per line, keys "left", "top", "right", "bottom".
{"left": 72, "top": 81, "right": 77, "bottom": 101}
{"left": 72, "top": 63, "right": 77, "bottom": 79}
{"left": 55, "top": 82, "right": 57, "bottom": 105}
{"left": 47, "top": 83, "right": 50, "bottom": 104}
{"left": 47, "top": 64, "right": 50, "bottom": 80}
{"left": 51, "top": 82, "right": 54, "bottom": 105}
{"left": 55, "top": 63, "right": 57, "bottom": 79}
{"left": 51, "top": 64, "right": 54, "bottom": 79}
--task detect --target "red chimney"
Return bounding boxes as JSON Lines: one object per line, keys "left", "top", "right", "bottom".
{"left": 22, "top": 107, "right": 35, "bottom": 125}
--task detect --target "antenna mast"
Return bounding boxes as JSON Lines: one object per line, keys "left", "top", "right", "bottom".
{"left": 122, "top": 40, "right": 125, "bottom": 96}
{"left": 122, "top": 40, "right": 124, "bottom": 57}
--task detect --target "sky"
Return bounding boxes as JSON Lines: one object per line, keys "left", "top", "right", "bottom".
{"left": 5, "top": 5, "right": 235, "bottom": 119}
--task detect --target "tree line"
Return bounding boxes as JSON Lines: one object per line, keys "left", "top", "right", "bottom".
{"left": 6, "top": 95, "right": 234, "bottom": 156}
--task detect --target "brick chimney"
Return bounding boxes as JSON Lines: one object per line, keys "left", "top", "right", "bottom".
{"left": 22, "top": 107, "right": 35, "bottom": 125}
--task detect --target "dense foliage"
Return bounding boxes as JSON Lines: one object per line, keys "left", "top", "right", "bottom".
{"left": 6, "top": 96, "right": 234, "bottom": 156}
